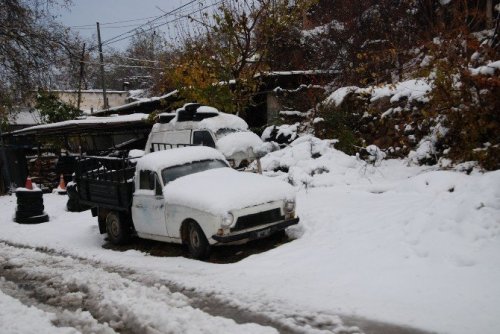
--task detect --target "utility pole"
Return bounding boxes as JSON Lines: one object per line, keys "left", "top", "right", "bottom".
{"left": 77, "top": 42, "right": 86, "bottom": 111}
{"left": 0, "top": 126, "right": 12, "bottom": 193}
{"left": 96, "top": 22, "right": 108, "bottom": 110}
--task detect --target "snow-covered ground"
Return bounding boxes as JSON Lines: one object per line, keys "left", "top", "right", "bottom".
{"left": 1, "top": 140, "right": 499, "bottom": 334}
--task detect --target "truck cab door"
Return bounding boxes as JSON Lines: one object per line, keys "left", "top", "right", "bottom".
{"left": 132, "top": 171, "right": 168, "bottom": 236}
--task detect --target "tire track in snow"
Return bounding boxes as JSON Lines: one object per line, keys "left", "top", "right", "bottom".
{"left": 0, "top": 241, "right": 362, "bottom": 334}
{"left": 0, "top": 242, "right": 276, "bottom": 334}
{"left": 1, "top": 240, "right": 430, "bottom": 334}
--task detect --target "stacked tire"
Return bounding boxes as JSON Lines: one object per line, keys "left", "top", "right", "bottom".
{"left": 15, "top": 189, "right": 49, "bottom": 224}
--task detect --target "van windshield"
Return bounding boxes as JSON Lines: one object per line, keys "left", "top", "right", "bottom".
{"left": 215, "top": 128, "right": 241, "bottom": 139}
{"left": 161, "top": 159, "right": 228, "bottom": 185}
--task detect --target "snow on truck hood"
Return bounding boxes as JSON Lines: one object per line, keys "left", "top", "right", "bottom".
{"left": 163, "top": 168, "right": 295, "bottom": 215}
{"left": 216, "top": 131, "right": 264, "bottom": 157}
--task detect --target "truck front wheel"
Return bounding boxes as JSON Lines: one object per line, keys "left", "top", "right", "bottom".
{"left": 186, "top": 221, "right": 210, "bottom": 260}
{"left": 106, "top": 211, "right": 130, "bottom": 245}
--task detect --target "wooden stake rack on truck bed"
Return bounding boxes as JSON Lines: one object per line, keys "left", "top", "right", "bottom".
{"left": 75, "top": 156, "right": 136, "bottom": 212}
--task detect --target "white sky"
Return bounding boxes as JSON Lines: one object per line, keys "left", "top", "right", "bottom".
{"left": 57, "top": 0, "right": 214, "bottom": 50}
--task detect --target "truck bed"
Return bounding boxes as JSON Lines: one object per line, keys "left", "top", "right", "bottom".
{"left": 75, "top": 156, "right": 136, "bottom": 212}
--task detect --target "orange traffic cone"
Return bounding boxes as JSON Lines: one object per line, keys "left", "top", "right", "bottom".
{"left": 25, "top": 176, "right": 33, "bottom": 190}
{"left": 58, "top": 174, "right": 66, "bottom": 191}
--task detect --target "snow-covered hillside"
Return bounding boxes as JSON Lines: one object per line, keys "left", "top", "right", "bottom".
{"left": 0, "top": 141, "right": 499, "bottom": 334}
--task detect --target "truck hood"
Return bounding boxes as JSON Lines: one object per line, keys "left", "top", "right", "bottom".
{"left": 216, "top": 131, "right": 265, "bottom": 165}
{"left": 163, "top": 168, "right": 295, "bottom": 215}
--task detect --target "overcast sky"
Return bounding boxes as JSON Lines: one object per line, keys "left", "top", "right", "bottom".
{"left": 57, "top": 0, "right": 211, "bottom": 50}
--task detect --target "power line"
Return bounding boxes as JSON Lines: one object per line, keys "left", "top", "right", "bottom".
{"left": 69, "top": 14, "right": 163, "bottom": 28}
{"left": 81, "top": 60, "right": 164, "bottom": 70}
{"left": 104, "top": 53, "right": 167, "bottom": 64}
{"left": 101, "top": 0, "right": 223, "bottom": 47}
{"left": 72, "top": 23, "right": 153, "bottom": 30}
{"left": 100, "top": 0, "right": 200, "bottom": 47}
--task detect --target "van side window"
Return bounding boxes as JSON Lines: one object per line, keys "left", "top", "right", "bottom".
{"left": 193, "top": 131, "right": 215, "bottom": 148}
{"left": 139, "top": 170, "right": 152, "bottom": 190}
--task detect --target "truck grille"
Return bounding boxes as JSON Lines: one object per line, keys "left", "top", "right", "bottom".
{"left": 231, "top": 208, "right": 283, "bottom": 232}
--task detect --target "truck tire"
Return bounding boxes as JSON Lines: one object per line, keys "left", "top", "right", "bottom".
{"left": 187, "top": 221, "right": 210, "bottom": 260}
{"left": 106, "top": 211, "right": 130, "bottom": 245}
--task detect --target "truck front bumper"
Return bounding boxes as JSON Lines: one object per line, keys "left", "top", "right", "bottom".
{"left": 211, "top": 218, "right": 299, "bottom": 243}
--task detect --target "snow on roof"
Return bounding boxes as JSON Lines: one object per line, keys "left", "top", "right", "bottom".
{"left": 256, "top": 70, "right": 336, "bottom": 77}
{"left": 51, "top": 89, "right": 128, "bottom": 94}
{"left": 136, "top": 146, "right": 226, "bottom": 172}
{"left": 199, "top": 112, "right": 248, "bottom": 132}
{"left": 90, "top": 90, "right": 178, "bottom": 115}
{"left": 165, "top": 107, "right": 249, "bottom": 132}
{"left": 164, "top": 167, "right": 294, "bottom": 215}
{"left": 10, "top": 113, "right": 149, "bottom": 135}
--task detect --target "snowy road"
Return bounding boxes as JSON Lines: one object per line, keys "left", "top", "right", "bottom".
{"left": 0, "top": 241, "right": 364, "bottom": 334}
{"left": 0, "top": 240, "right": 438, "bottom": 334}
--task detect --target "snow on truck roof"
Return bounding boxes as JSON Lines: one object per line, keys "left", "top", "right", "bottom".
{"left": 136, "top": 146, "right": 226, "bottom": 171}
{"left": 157, "top": 105, "right": 248, "bottom": 132}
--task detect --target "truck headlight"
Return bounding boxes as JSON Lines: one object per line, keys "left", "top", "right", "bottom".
{"left": 221, "top": 212, "right": 234, "bottom": 228}
{"left": 284, "top": 200, "right": 295, "bottom": 213}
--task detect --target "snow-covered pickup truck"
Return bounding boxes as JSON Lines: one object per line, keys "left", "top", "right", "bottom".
{"left": 76, "top": 146, "right": 299, "bottom": 259}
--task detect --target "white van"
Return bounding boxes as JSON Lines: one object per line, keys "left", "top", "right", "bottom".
{"left": 145, "top": 104, "right": 269, "bottom": 168}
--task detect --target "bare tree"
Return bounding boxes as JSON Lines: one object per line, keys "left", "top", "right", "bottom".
{"left": 0, "top": 0, "right": 80, "bottom": 111}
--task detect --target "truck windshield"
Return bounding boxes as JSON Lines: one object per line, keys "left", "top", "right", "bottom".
{"left": 161, "top": 159, "right": 228, "bottom": 185}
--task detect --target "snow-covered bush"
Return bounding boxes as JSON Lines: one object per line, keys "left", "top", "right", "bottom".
{"left": 261, "top": 123, "right": 300, "bottom": 146}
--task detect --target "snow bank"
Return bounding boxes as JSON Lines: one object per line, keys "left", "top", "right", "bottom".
{"left": 164, "top": 168, "right": 295, "bottom": 215}
{"left": 259, "top": 135, "right": 375, "bottom": 188}
{"left": 261, "top": 123, "right": 299, "bottom": 143}
{"left": 325, "top": 86, "right": 359, "bottom": 106}
{"left": 469, "top": 60, "right": 500, "bottom": 76}
{"left": 325, "top": 79, "right": 432, "bottom": 107}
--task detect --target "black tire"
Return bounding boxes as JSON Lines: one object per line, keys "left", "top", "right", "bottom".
{"left": 15, "top": 213, "right": 49, "bottom": 224}
{"left": 186, "top": 221, "right": 210, "bottom": 260}
{"left": 15, "top": 191, "right": 43, "bottom": 200}
{"left": 17, "top": 197, "right": 43, "bottom": 205}
{"left": 66, "top": 199, "right": 79, "bottom": 212}
{"left": 16, "top": 209, "right": 44, "bottom": 219}
{"left": 66, "top": 184, "right": 78, "bottom": 200}
{"left": 17, "top": 203, "right": 44, "bottom": 212}
{"left": 106, "top": 211, "right": 130, "bottom": 245}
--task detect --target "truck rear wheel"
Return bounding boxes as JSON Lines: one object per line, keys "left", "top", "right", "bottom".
{"left": 106, "top": 211, "right": 130, "bottom": 245}
{"left": 187, "top": 221, "right": 210, "bottom": 260}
